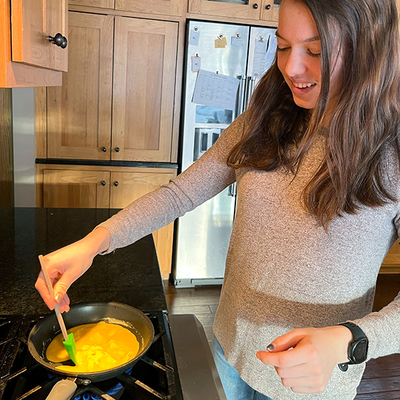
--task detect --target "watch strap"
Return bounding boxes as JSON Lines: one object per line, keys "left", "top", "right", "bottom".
{"left": 338, "top": 322, "right": 368, "bottom": 372}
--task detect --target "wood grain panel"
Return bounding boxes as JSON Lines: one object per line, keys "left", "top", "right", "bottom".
{"left": 11, "top": 0, "right": 68, "bottom": 72}
{"left": 0, "top": 1, "right": 62, "bottom": 87}
{"left": 381, "top": 240, "right": 400, "bottom": 273}
{"left": 260, "top": 0, "right": 280, "bottom": 22}
{"left": 112, "top": 17, "right": 178, "bottom": 162}
{"left": 0, "top": 88, "right": 13, "bottom": 206}
{"left": 47, "top": 12, "right": 113, "bottom": 160}
{"left": 69, "top": 0, "right": 115, "bottom": 8}
{"left": 188, "top": 0, "right": 260, "bottom": 20}
{"left": 115, "top": 0, "right": 185, "bottom": 17}
{"left": 42, "top": 168, "right": 110, "bottom": 208}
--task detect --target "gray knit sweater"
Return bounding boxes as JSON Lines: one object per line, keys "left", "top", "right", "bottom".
{"left": 98, "top": 113, "right": 400, "bottom": 399}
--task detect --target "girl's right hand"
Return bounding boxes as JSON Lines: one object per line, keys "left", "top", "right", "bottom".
{"left": 35, "top": 227, "right": 111, "bottom": 313}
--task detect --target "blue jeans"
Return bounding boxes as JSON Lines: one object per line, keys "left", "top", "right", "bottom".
{"left": 212, "top": 336, "right": 273, "bottom": 400}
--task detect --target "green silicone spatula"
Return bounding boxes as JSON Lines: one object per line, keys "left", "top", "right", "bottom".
{"left": 38, "top": 255, "right": 77, "bottom": 365}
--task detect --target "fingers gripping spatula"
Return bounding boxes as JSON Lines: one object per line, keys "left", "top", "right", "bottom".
{"left": 38, "top": 255, "right": 77, "bottom": 365}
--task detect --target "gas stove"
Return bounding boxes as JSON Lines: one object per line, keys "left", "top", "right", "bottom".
{"left": 0, "top": 312, "right": 183, "bottom": 400}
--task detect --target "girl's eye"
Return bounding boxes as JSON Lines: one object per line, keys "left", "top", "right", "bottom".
{"left": 277, "top": 47, "right": 289, "bottom": 52}
{"left": 308, "top": 49, "right": 321, "bottom": 58}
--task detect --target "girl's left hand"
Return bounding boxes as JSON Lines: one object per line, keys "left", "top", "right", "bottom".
{"left": 256, "top": 326, "right": 352, "bottom": 394}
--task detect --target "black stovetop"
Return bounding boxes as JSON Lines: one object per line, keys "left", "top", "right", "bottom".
{"left": 0, "top": 208, "right": 181, "bottom": 399}
{"left": 0, "top": 311, "right": 183, "bottom": 400}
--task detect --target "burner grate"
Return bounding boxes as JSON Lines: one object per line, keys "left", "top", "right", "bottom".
{"left": 0, "top": 312, "right": 183, "bottom": 400}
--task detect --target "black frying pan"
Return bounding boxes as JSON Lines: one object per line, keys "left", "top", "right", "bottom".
{"left": 28, "top": 302, "right": 154, "bottom": 399}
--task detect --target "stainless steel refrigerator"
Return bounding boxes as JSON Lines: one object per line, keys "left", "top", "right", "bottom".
{"left": 173, "top": 20, "right": 277, "bottom": 288}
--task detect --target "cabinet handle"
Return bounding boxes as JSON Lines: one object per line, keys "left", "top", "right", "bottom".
{"left": 265, "top": 3, "right": 271, "bottom": 9}
{"left": 101, "top": 147, "right": 107, "bottom": 152}
{"left": 48, "top": 33, "right": 68, "bottom": 49}
{"left": 114, "top": 181, "right": 119, "bottom": 187}
{"left": 101, "top": 181, "right": 106, "bottom": 186}
{"left": 115, "top": 147, "right": 120, "bottom": 152}
{"left": 253, "top": 3, "right": 258, "bottom": 8}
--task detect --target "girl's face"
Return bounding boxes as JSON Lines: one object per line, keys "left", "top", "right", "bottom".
{"left": 276, "top": 0, "right": 343, "bottom": 110}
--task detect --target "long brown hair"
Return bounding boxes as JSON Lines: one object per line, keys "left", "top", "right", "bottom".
{"left": 227, "top": 0, "right": 400, "bottom": 227}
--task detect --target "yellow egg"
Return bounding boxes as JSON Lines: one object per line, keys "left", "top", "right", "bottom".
{"left": 46, "top": 321, "right": 140, "bottom": 373}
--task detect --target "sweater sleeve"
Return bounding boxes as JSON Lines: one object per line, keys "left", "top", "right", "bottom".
{"left": 96, "top": 112, "right": 246, "bottom": 253}
{"left": 352, "top": 152, "right": 400, "bottom": 361}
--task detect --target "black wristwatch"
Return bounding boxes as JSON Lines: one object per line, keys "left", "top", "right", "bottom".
{"left": 338, "top": 322, "right": 369, "bottom": 372}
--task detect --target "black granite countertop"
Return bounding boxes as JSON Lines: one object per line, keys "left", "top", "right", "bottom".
{"left": 0, "top": 207, "right": 167, "bottom": 315}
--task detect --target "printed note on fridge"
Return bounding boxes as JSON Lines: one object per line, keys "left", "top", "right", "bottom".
{"left": 192, "top": 69, "right": 239, "bottom": 111}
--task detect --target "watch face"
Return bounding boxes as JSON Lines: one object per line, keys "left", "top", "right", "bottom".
{"left": 352, "top": 338, "right": 368, "bottom": 363}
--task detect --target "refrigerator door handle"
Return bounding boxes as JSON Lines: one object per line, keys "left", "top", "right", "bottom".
{"left": 228, "top": 182, "right": 237, "bottom": 197}
{"left": 237, "top": 76, "right": 247, "bottom": 117}
{"left": 245, "top": 76, "right": 256, "bottom": 110}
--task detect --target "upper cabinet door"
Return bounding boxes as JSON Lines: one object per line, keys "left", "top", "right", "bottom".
{"left": 11, "top": 0, "right": 68, "bottom": 72}
{"left": 68, "top": 0, "right": 115, "bottom": 8}
{"left": 115, "top": 0, "right": 185, "bottom": 17}
{"left": 260, "top": 0, "right": 281, "bottom": 22}
{"left": 188, "top": 0, "right": 261, "bottom": 20}
{"left": 112, "top": 17, "right": 178, "bottom": 162}
{"left": 47, "top": 12, "right": 114, "bottom": 160}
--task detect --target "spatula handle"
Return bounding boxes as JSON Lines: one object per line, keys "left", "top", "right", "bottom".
{"left": 46, "top": 379, "right": 77, "bottom": 400}
{"left": 38, "top": 255, "right": 69, "bottom": 341}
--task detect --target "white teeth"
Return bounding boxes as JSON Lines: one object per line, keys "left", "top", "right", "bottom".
{"left": 293, "top": 82, "right": 315, "bottom": 88}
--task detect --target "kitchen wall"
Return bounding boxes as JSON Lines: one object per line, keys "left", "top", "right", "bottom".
{"left": 12, "top": 88, "right": 36, "bottom": 207}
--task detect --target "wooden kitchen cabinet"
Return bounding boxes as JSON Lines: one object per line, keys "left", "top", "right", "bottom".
{"left": 68, "top": 0, "right": 115, "bottom": 8}
{"left": 188, "top": 0, "right": 280, "bottom": 23}
{"left": 0, "top": 0, "right": 68, "bottom": 87}
{"left": 45, "top": 12, "right": 178, "bottom": 163}
{"left": 47, "top": 12, "right": 113, "bottom": 160}
{"left": 112, "top": 17, "right": 177, "bottom": 162}
{"left": 188, "top": 0, "right": 261, "bottom": 21}
{"left": 37, "top": 164, "right": 177, "bottom": 278}
{"left": 115, "top": 0, "right": 185, "bottom": 17}
{"left": 42, "top": 169, "right": 111, "bottom": 208}
{"left": 381, "top": 240, "right": 400, "bottom": 274}
{"left": 260, "top": 0, "right": 281, "bottom": 23}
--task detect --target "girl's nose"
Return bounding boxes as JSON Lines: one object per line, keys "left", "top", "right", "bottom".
{"left": 285, "top": 51, "right": 307, "bottom": 77}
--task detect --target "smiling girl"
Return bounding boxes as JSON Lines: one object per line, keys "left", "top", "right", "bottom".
{"left": 36, "top": 0, "right": 400, "bottom": 399}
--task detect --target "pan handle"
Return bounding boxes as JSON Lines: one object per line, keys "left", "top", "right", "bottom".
{"left": 46, "top": 379, "right": 77, "bottom": 400}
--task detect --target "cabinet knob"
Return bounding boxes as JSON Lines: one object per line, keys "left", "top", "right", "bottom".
{"left": 253, "top": 3, "right": 258, "bottom": 8}
{"left": 101, "top": 180, "right": 106, "bottom": 186}
{"left": 265, "top": 3, "right": 271, "bottom": 9}
{"left": 48, "top": 33, "right": 68, "bottom": 49}
{"left": 101, "top": 147, "right": 107, "bottom": 152}
{"left": 114, "top": 181, "right": 119, "bottom": 187}
{"left": 115, "top": 147, "right": 120, "bottom": 153}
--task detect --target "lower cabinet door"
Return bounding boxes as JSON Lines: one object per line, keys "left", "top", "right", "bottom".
{"left": 42, "top": 169, "right": 111, "bottom": 208}
{"left": 39, "top": 165, "right": 176, "bottom": 278}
